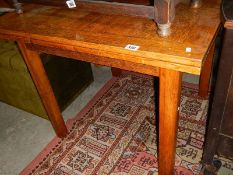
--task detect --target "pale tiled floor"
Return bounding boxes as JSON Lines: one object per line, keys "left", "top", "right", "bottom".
{"left": 0, "top": 66, "right": 112, "bottom": 174}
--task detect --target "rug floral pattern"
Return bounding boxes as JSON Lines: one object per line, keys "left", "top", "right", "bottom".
{"left": 22, "top": 73, "right": 211, "bottom": 175}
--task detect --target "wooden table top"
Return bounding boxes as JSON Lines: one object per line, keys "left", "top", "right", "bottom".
{"left": 0, "top": 0, "right": 220, "bottom": 75}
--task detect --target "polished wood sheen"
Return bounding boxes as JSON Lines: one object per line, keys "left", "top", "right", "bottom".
{"left": 0, "top": 2, "right": 220, "bottom": 75}
{"left": 20, "top": 0, "right": 155, "bottom": 19}
{"left": 16, "top": 0, "right": 203, "bottom": 36}
{"left": 159, "top": 68, "right": 182, "bottom": 175}
{"left": 0, "top": 0, "right": 220, "bottom": 174}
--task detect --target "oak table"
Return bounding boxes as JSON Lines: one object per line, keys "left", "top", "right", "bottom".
{"left": 0, "top": 1, "right": 220, "bottom": 174}
{"left": 4, "top": 0, "right": 203, "bottom": 37}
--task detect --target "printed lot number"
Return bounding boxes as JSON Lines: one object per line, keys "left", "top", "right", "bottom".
{"left": 66, "top": 0, "right": 76, "bottom": 8}
{"left": 125, "top": 44, "right": 140, "bottom": 51}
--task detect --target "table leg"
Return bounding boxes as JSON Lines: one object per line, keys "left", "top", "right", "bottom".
{"left": 159, "top": 68, "right": 182, "bottom": 174}
{"left": 190, "top": 0, "right": 202, "bottom": 8}
{"left": 154, "top": 0, "right": 202, "bottom": 37}
{"left": 199, "top": 42, "right": 215, "bottom": 97}
{"left": 154, "top": 0, "right": 175, "bottom": 37}
{"left": 111, "top": 67, "right": 122, "bottom": 77}
{"left": 17, "top": 41, "right": 68, "bottom": 138}
{"left": 3, "top": 0, "right": 23, "bottom": 13}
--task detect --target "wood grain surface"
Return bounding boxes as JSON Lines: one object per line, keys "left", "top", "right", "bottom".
{"left": 159, "top": 68, "right": 182, "bottom": 175}
{"left": 0, "top": 0, "right": 220, "bottom": 75}
{"left": 0, "top": 1, "right": 221, "bottom": 174}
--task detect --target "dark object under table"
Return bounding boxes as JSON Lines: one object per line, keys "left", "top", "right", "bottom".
{"left": 203, "top": 0, "right": 233, "bottom": 174}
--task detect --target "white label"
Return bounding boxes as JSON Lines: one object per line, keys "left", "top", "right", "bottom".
{"left": 66, "top": 0, "right": 76, "bottom": 8}
{"left": 125, "top": 44, "right": 140, "bottom": 51}
{"left": 185, "top": 47, "right": 192, "bottom": 53}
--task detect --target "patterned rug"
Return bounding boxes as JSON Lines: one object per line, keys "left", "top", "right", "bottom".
{"left": 20, "top": 73, "right": 232, "bottom": 175}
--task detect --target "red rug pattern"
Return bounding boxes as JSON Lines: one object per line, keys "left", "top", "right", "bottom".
{"left": 21, "top": 73, "right": 209, "bottom": 175}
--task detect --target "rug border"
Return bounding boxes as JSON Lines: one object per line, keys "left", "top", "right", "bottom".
{"left": 19, "top": 73, "right": 200, "bottom": 175}
{"left": 19, "top": 77, "right": 118, "bottom": 175}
